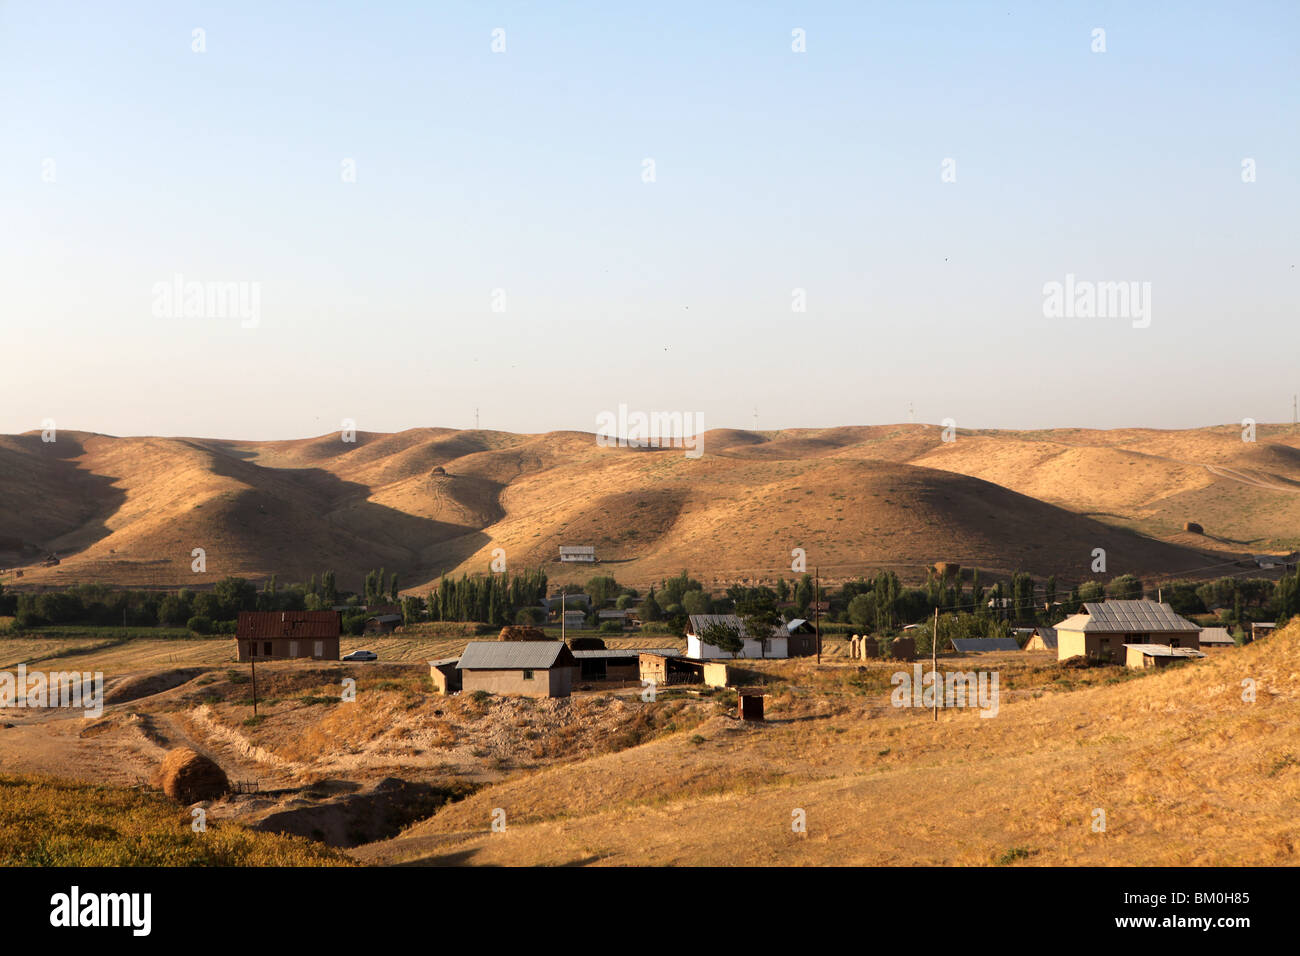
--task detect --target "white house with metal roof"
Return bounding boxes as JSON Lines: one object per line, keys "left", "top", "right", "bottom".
{"left": 1054, "top": 600, "right": 1201, "bottom": 663}
{"left": 686, "top": 614, "right": 789, "bottom": 659}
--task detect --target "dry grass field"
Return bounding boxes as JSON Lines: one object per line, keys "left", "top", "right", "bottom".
{"left": 5, "top": 423, "right": 1299, "bottom": 592}
{"left": 356, "top": 622, "right": 1300, "bottom": 867}
{"left": 1, "top": 625, "right": 1295, "bottom": 866}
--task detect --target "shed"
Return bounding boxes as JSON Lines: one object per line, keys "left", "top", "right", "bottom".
{"left": 738, "top": 693, "right": 765, "bottom": 722}
{"left": 1123, "top": 643, "right": 1207, "bottom": 669}
{"left": 1022, "top": 627, "right": 1058, "bottom": 652}
{"left": 456, "top": 641, "right": 577, "bottom": 698}
{"left": 571, "top": 647, "right": 672, "bottom": 682}
{"left": 639, "top": 653, "right": 717, "bottom": 687}
{"left": 428, "top": 657, "right": 462, "bottom": 694}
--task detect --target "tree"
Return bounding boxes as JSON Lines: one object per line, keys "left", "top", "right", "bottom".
{"left": 1106, "top": 574, "right": 1143, "bottom": 601}
{"left": 848, "top": 593, "right": 875, "bottom": 628}
{"left": 699, "top": 620, "right": 744, "bottom": 657}
{"left": 321, "top": 570, "right": 337, "bottom": 607}
{"left": 682, "top": 589, "right": 712, "bottom": 615}
{"left": 736, "top": 594, "right": 780, "bottom": 659}
{"left": 585, "top": 576, "right": 620, "bottom": 607}
{"left": 638, "top": 587, "right": 662, "bottom": 622}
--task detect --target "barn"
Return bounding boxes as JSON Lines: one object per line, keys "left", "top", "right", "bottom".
{"left": 236, "top": 611, "right": 340, "bottom": 662}
{"left": 456, "top": 641, "right": 578, "bottom": 698}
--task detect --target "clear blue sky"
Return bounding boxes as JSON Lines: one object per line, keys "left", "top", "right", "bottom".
{"left": 2, "top": 1, "right": 1296, "bottom": 439}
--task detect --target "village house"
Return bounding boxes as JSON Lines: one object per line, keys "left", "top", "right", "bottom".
{"left": 363, "top": 613, "right": 402, "bottom": 635}
{"left": 685, "top": 614, "right": 790, "bottom": 660}
{"left": 558, "top": 545, "right": 596, "bottom": 563}
{"left": 783, "top": 618, "right": 819, "bottom": 657}
{"left": 236, "top": 611, "right": 340, "bottom": 662}
{"left": 1197, "top": 627, "right": 1236, "bottom": 650}
{"left": 1053, "top": 600, "right": 1201, "bottom": 663}
{"left": 456, "top": 641, "right": 578, "bottom": 698}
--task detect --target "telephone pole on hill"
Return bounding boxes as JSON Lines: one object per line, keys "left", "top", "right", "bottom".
{"left": 932, "top": 605, "right": 939, "bottom": 722}
{"left": 814, "top": 567, "right": 821, "bottom": 664}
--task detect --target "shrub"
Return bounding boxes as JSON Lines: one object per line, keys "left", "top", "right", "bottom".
{"left": 186, "top": 615, "right": 214, "bottom": 635}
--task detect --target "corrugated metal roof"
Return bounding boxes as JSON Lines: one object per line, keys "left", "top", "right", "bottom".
{"left": 456, "top": 641, "right": 575, "bottom": 670}
{"left": 427, "top": 657, "right": 460, "bottom": 668}
{"left": 1123, "top": 643, "right": 1206, "bottom": 658}
{"left": 1061, "top": 601, "right": 1201, "bottom": 633}
{"left": 1031, "top": 627, "right": 1058, "bottom": 648}
{"left": 1198, "top": 627, "right": 1235, "bottom": 645}
{"left": 571, "top": 648, "right": 675, "bottom": 659}
{"left": 687, "top": 614, "right": 790, "bottom": 641}
{"left": 950, "top": 638, "right": 1021, "bottom": 652}
{"left": 237, "top": 611, "right": 340, "bottom": 640}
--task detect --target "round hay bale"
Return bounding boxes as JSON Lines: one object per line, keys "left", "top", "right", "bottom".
{"left": 568, "top": 636, "right": 606, "bottom": 651}
{"left": 497, "top": 626, "right": 550, "bottom": 642}
{"left": 1183, "top": 521, "right": 1204, "bottom": 534}
{"left": 158, "top": 747, "right": 228, "bottom": 803}
{"left": 431, "top": 466, "right": 447, "bottom": 476}
{"left": 933, "top": 561, "right": 961, "bottom": 580}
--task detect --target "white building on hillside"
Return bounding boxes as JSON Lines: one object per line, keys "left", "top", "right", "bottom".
{"left": 685, "top": 614, "right": 789, "bottom": 660}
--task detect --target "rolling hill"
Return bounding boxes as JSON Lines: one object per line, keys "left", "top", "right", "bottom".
{"left": 2, "top": 423, "right": 1298, "bottom": 593}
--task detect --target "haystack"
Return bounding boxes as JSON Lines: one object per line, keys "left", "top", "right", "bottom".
{"left": 1183, "top": 521, "right": 1204, "bottom": 534}
{"left": 158, "top": 747, "right": 228, "bottom": 803}
{"left": 497, "top": 626, "right": 551, "bottom": 642}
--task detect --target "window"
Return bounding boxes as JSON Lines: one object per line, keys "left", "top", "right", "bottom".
{"left": 314, "top": 641, "right": 324, "bottom": 657}
{"left": 289, "top": 641, "right": 298, "bottom": 657}
{"left": 263, "top": 641, "right": 272, "bottom": 656}
{"left": 522, "top": 669, "right": 534, "bottom": 680}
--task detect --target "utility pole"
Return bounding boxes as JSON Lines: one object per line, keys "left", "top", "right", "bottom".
{"left": 250, "top": 654, "right": 259, "bottom": 718}
{"left": 560, "top": 590, "right": 565, "bottom": 644}
{"left": 932, "top": 605, "right": 939, "bottom": 722}
{"left": 814, "top": 567, "right": 822, "bottom": 664}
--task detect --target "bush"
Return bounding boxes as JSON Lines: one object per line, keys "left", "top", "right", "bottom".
{"left": 599, "top": 620, "right": 624, "bottom": 634}
{"left": 186, "top": 615, "right": 214, "bottom": 635}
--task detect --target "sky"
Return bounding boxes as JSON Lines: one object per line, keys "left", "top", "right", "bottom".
{"left": 2, "top": 1, "right": 1297, "bottom": 440}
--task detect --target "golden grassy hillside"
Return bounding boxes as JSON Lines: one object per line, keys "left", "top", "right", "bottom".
{"left": 357, "top": 622, "right": 1300, "bottom": 867}
{"left": 3, "top": 423, "right": 1298, "bottom": 591}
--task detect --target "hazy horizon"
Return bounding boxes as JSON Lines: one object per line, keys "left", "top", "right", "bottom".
{"left": 4, "top": 1, "right": 1297, "bottom": 441}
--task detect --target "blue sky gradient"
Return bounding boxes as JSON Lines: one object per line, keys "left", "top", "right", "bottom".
{"left": 2, "top": 1, "right": 1296, "bottom": 438}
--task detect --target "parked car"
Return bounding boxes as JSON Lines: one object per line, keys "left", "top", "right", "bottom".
{"left": 342, "top": 650, "right": 378, "bottom": 661}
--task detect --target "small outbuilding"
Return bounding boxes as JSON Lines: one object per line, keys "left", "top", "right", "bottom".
{"left": 1124, "top": 643, "right": 1207, "bottom": 669}
{"left": 364, "top": 614, "right": 402, "bottom": 635}
{"left": 428, "top": 657, "right": 462, "bottom": 694}
{"left": 1197, "top": 627, "right": 1236, "bottom": 650}
{"left": 1022, "top": 627, "right": 1058, "bottom": 652}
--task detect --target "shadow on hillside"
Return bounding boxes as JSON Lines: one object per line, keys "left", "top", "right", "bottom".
{"left": 1, "top": 435, "right": 127, "bottom": 561}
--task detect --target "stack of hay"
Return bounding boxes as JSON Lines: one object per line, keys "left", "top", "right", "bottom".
{"left": 158, "top": 747, "right": 229, "bottom": 803}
